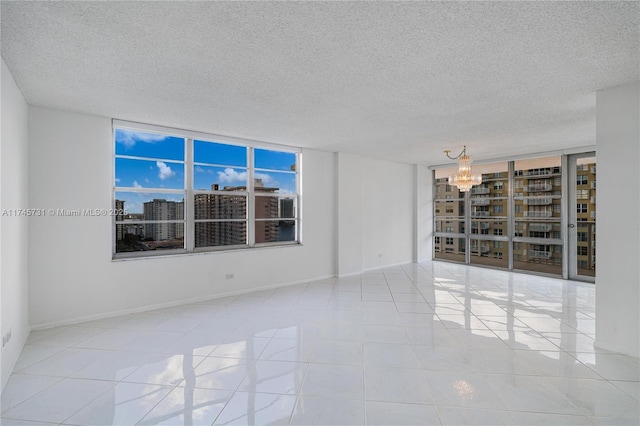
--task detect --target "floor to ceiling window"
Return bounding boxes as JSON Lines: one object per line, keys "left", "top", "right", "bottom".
{"left": 433, "top": 168, "right": 465, "bottom": 263}
{"left": 513, "top": 156, "right": 563, "bottom": 276}
{"left": 432, "top": 153, "right": 596, "bottom": 281}
{"left": 468, "top": 162, "right": 509, "bottom": 269}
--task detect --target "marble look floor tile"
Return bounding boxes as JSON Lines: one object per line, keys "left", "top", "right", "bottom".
{"left": 20, "top": 348, "right": 111, "bottom": 378}
{"left": 1, "top": 374, "right": 61, "bottom": 414}
{"left": 311, "top": 340, "right": 363, "bottom": 365}
{"left": 364, "top": 367, "right": 433, "bottom": 405}
{"left": 363, "top": 342, "right": 420, "bottom": 368}
{"left": 510, "top": 411, "right": 594, "bottom": 425}
{"left": 5, "top": 262, "right": 637, "bottom": 426}
{"left": 611, "top": 380, "right": 640, "bottom": 401}
{"left": 182, "top": 356, "right": 253, "bottom": 391}
{"left": 70, "top": 350, "right": 155, "bottom": 381}
{"left": 31, "top": 326, "right": 106, "bottom": 348}
{"left": 424, "top": 371, "right": 507, "bottom": 409}
{"left": 483, "top": 374, "right": 584, "bottom": 416}
{"left": 436, "top": 406, "right": 516, "bottom": 425}
{"left": 362, "top": 325, "right": 409, "bottom": 343}
{"left": 300, "top": 363, "right": 364, "bottom": 399}
{"left": 237, "top": 360, "right": 308, "bottom": 395}
{"left": 365, "top": 401, "right": 440, "bottom": 426}
{"left": 12, "top": 345, "right": 66, "bottom": 372}
{"left": 138, "top": 387, "right": 232, "bottom": 425}
{"left": 290, "top": 396, "right": 364, "bottom": 426}
{"left": 1, "top": 378, "right": 114, "bottom": 423}
{"left": 212, "top": 391, "right": 296, "bottom": 426}
{"left": 207, "top": 337, "right": 270, "bottom": 361}
{"left": 546, "top": 377, "right": 640, "bottom": 419}
{"left": 258, "top": 337, "right": 317, "bottom": 362}
{"left": 122, "top": 354, "right": 206, "bottom": 386}
{"left": 64, "top": 382, "right": 172, "bottom": 425}
{"left": 0, "top": 418, "right": 57, "bottom": 425}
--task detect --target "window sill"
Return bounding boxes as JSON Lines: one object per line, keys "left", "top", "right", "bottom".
{"left": 112, "top": 241, "right": 302, "bottom": 262}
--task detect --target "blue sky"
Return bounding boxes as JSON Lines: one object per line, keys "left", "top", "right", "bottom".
{"left": 115, "top": 129, "right": 297, "bottom": 214}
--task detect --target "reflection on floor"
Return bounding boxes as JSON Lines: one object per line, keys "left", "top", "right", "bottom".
{"left": 1, "top": 261, "right": 638, "bottom": 425}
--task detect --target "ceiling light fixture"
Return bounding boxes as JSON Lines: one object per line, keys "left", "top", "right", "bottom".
{"left": 444, "top": 145, "right": 482, "bottom": 192}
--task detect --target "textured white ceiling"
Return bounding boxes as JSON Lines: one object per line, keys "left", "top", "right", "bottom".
{"left": 1, "top": 1, "right": 638, "bottom": 164}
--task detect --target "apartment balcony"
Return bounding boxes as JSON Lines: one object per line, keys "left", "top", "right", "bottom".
{"left": 471, "top": 222, "right": 491, "bottom": 230}
{"left": 523, "top": 197, "right": 553, "bottom": 205}
{"left": 471, "top": 211, "right": 491, "bottom": 217}
{"left": 524, "top": 211, "right": 553, "bottom": 218}
{"left": 590, "top": 196, "right": 596, "bottom": 204}
{"left": 524, "top": 184, "right": 552, "bottom": 192}
{"left": 590, "top": 211, "right": 596, "bottom": 219}
{"left": 523, "top": 168, "right": 560, "bottom": 177}
{"left": 529, "top": 250, "right": 553, "bottom": 259}
{"left": 471, "top": 245, "right": 491, "bottom": 254}
{"left": 471, "top": 198, "right": 490, "bottom": 206}
{"left": 591, "top": 166, "right": 596, "bottom": 174}
{"left": 591, "top": 181, "right": 596, "bottom": 189}
{"left": 528, "top": 223, "right": 553, "bottom": 232}
{"left": 471, "top": 187, "right": 491, "bottom": 195}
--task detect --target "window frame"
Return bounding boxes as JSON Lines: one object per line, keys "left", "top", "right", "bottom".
{"left": 112, "top": 120, "right": 302, "bottom": 259}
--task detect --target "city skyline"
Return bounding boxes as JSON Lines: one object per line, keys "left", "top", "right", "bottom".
{"left": 115, "top": 129, "right": 297, "bottom": 215}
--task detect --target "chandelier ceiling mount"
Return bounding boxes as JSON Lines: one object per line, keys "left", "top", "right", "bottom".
{"left": 444, "top": 145, "right": 482, "bottom": 192}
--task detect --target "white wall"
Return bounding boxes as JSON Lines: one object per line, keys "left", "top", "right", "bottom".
{"left": 361, "top": 158, "right": 414, "bottom": 271}
{"left": 337, "top": 152, "right": 415, "bottom": 275}
{"left": 1, "top": 59, "right": 30, "bottom": 390}
{"left": 28, "top": 107, "right": 336, "bottom": 328}
{"left": 595, "top": 81, "right": 640, "bottom": 358}
{"left": 415, "top": 164, "right": 433, "bottom": 263}
{"left": 337, "top": 153, "right": 363, "bottom": 276}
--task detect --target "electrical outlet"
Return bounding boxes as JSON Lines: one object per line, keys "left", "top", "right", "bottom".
{"left": 225, "top": 273, "right": 234, "bottom": 279}
{"left": 2, "top": 330, "right": 10, "bottom": 347}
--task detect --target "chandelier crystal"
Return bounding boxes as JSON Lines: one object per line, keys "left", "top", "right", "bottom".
{"left": 444, "top": 146, "right": 482, "bottom": 192}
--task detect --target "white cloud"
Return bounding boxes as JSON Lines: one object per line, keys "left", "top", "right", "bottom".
{"left": 115, "top": 178, "right": 121, "bottom": 183}
{"left": 117, "top": 130, "right": 167, "bottom": 149}
{"left": 217, "top": 168, "right": 248, "bottom": 184}
{"left": 255, "top": 172, "right": 275, "bottom": 186}
{"left": 214, "top": 169, "right": 279, "bottom": 189}
{"left": 156, "top": 161, "right": 175, "bottom": 180}
{"left": 132, "top": 180, "right": 143, "bottom": 188}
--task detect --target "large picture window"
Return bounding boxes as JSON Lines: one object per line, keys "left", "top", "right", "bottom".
{"left": 113, "top": 122, "right": 300, "bottom": 257}
{"left": 433, "top": 156, "right": 564, "bottom": 275}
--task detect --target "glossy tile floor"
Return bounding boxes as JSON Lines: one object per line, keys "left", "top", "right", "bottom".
{"left": 2, "top": 261, "right": 639, "bottom": 425}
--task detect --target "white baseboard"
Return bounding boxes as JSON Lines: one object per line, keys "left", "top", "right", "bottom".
{"left": 337, "top": 260, "right": 414, "bottom": 278}
{"left": 2, "top": 331, "right": 30, "bottom": 394}
{"left": 594, "top": 339, "right": 640, "bottom": 359}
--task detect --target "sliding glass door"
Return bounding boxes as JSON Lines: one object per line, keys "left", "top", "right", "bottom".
{"left": 568, "top": 153, "right": 596, "bottom": 281}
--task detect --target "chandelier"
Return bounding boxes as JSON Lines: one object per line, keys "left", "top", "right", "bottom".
{"left": 444, "top": 145, "right": 482, "bottom": 192}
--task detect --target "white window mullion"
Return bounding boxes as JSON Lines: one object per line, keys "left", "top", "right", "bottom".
{"left": 296, "top": 152, "right": 302, "bottom": 243}
{"left": 248, "top": 147, "right": 255, "bottom": 246}
{"left": 185, "top": 138, "right": 195, "bottom": 252}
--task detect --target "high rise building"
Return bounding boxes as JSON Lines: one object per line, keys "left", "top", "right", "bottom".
{"left": 434, "top": 162, "right": 596, "bottom": 275}
{"left": 254, "top": 179, "right": 279, "bottom": 243}
{"left": 194, "top": 184, "right": 247, "bottom": 247}
{"left": 115, "top": 199, "right": 125, "bottom": 241}
{"left": 193, "top": 179, "right": 281, "bottom": 247}
{"left": 143, "top": 198, "right": 184, "bottom": 241}
{"left": 575, "top": 163, "right": 597, "bottom": 274}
